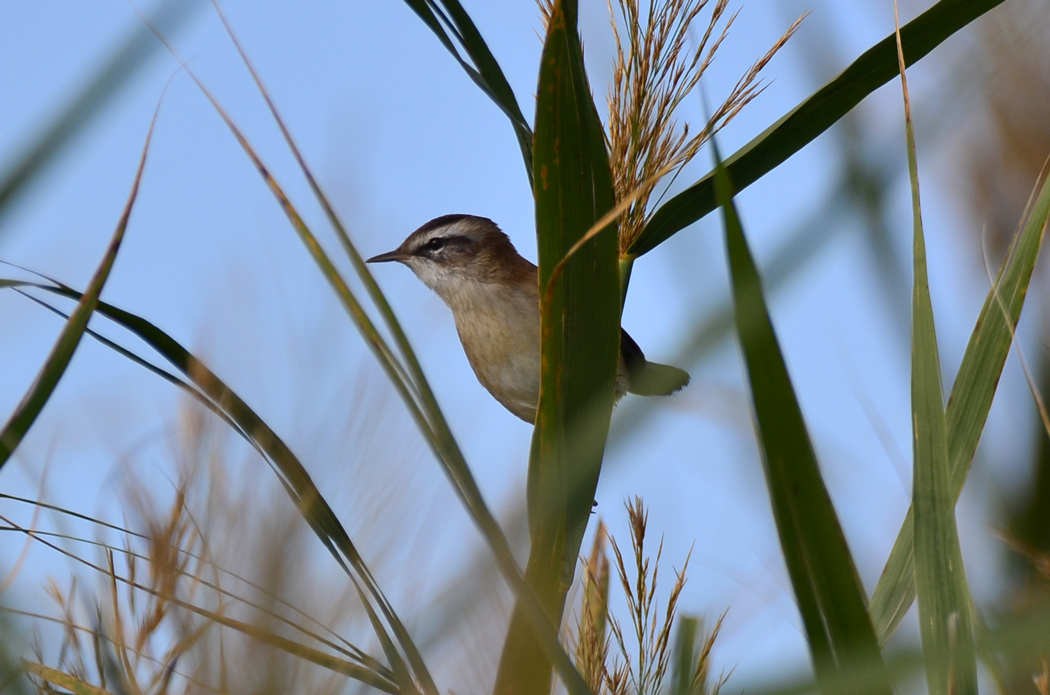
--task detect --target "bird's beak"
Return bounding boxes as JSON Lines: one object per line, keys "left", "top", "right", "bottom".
{"left": 366, "top": 249, "right": 411, "bottom": 264}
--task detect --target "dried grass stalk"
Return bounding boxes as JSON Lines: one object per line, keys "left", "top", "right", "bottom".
{"left": 605, "top": 497, "right": 687, "bottom": 694}
{"left": 536, "top": 0, "right": 800, "bottom": 255}
{"left": 607, "top": 0, "right": 801, "bottom": 255}
{"left": 575, "top": 520, "right": 612, "bottom": 692}
{"left": 569, "top": 498, "right": 724, "bottom": 695}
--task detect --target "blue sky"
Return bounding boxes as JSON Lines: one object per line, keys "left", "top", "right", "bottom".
{"left": 0, "top": 1, "right": 1038, "bottom": 691}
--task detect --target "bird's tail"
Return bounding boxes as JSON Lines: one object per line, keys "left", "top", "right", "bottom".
{"left": 620, "top": 328, "right": 690, "bottom": 397}
{"left": 627, "top": 360, "right": 691, "bottom": 397}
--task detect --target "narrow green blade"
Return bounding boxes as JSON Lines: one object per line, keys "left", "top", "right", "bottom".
{"left": 196, "top": 17, "right": 592, "bottom": 692}
{"left": 901, "top": 56, "right": 977, "bottom": 695}
{"left": 714, "top": 147, "right": 891, "bottom": 694}
{"left": 400, "top": 0, "right": 534, "bottom": 183}
{"left": 628, "top": 0, "right": 1005, "bottom": 258}
{"left": 0, "top": 115, "right": 155, "bottom": 468}
{"left": 868, "top": 150, "right": 1050, "bottom": 646}
{"left": 494, "top": 1, "right": 618, "bottom": 693}
{"left": 896, "top": 24, "right": 977, "bottom": 693}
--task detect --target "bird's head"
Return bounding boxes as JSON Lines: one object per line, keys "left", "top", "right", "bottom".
{"left": 367, "top": 215, "right": 529, "bottom": 300}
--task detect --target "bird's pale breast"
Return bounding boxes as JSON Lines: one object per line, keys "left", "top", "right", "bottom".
{"left": 448, "top": 281, "right": 542, "bottom": 422}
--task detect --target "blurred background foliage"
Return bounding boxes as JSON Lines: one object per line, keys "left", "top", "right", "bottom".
{"left": 1, "top": 0, "right": 1050, "bottom": 693}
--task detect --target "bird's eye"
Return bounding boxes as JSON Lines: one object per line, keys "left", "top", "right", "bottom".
{"left": 423, "top": 238, "right": 447, "bottom": 252}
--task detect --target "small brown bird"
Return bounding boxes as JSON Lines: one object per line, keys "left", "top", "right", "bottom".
{"left": 367, "top": 214, "right": 689, "bottom": 422}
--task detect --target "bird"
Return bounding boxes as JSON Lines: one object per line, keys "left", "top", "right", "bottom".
{"left": 367, "top": 214, "right": 689, "bottom": 423}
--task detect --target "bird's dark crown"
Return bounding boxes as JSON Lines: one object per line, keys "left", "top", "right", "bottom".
{"left": 403, "top": 215, "right": 528, "bottom": 276}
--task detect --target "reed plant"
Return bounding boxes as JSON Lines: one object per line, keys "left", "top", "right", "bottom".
{"left": 2, "top": 0, "right": 1050, "bottom": 694}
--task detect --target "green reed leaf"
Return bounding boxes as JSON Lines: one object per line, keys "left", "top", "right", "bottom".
{"left": 494, "top": 1, "right": 617, "bottom": 694}
{"left": 0, "top": 113, "right": 155, "bottom": 469}
{"left": 400, "top": 0, "right": 534, "bottom": 185}
{"left": 714, "top": 143, "right": 891, "bottom": 695}
{"left": 896, "top": 18, "right": 977, "bottom": 692}
{"left": 868, "top": 151, "right": 1050, "bottom": 647}
{"left": 629, "top": 0, "right": 1005, "bottom": 258}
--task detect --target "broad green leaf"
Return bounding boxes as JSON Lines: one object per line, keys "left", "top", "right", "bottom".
{"left": 0, "top": 0, "right": 203, "bottom": 228}
{"left": 400, "top": 0, "right": 534, "bottom": 184}
{"left": 494, "top": 1, "right": 618, "bottom": 694}
{"left": 898, "top": 25, "right": 976, "bottom": 693}
{"left": 868, "top": 159, "right": 1050, "bottom": 644}
{"left": 0, "top": 114, "right": 155, "bottom": 469}
{"left": 714, "top": 146, "right": 891, "bottom": 695}
{"left": 629, "top": 0, "right": 1005, "bottom": 258}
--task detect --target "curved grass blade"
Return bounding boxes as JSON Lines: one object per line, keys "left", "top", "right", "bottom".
{"left": 868, "top": 157, "right": 1050, "bottom": 646}
{"left": 494, "top": 2, "right": 618, "bottom": 694}
{"left": 7, "top": 520, "right": 400, "bottom": 693}
{"left": 22, "top": 661, "right": 115, "bottom": 695}
{"left": 0, "top": 0, "right": 203, "bottom": 230}
{"left": 209, "top": 6, "right": 497, "bottom": 555}
{"left": 896, "top": 9, "right": 976, "bottom": 691}
{"left": 20, "top": 277, "right": 596, "bottom": 695}
{"left": 122, "top": 29, "right": 434, "bottom": 690}
{"left": 0, "top": 112, "right": 156, "bottom": 469}
{"left": 0, "top": 489, "right": 387, "bottom": 676}
{"left": 195, "top": 10, "right": 594, "bottom": 694}
{"left": 400, "top": 0, "right": 534, "bottom": 184}
{"left": 20, "top": 272, "right": 596, "bottom": 694}
{"left": 629, "top": 0, "right": 1005, "bottom": 258}
{"left": 0, "top": 501, "right": 387, "bottom": 677}
{"left": 1, "top": 272, "right": 419, "bottom": 693}
{"left": 714, "top": 144, "right": 890, "bottom": 694}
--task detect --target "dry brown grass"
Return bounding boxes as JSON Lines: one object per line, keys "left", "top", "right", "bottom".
{"left": 569, "top": 499, "right": 725, "bottom": 695}
{"left": 11, "top": 402, "right": 396, "bottom": 695}
{"left": 605, "top": 0, "right": 800, "bottom": 255}
{"left": 574, "top": 521, "right": 612, "bottom": 692}
{"left": 537, "top": 0, "right": 800, "bottom": 256}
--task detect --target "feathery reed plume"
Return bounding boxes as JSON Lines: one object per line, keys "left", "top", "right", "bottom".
{"left": 534, "top": 0, "right": 798, "bottom": 254}
{"left": 569, "top": 499, "right": 725, "bottom": 694}
{"left": 29, "top": 472, "right": 211, "bottom": 695}
{"left": 18, "top": 399, "right": 406, "bottom": 695}
{"left": 537, "top": 0, "right": 555, "bottom": 30}
{"left": 606, "top": 0, "right": 801, "bottom": 255}
{"left": 575, "top": 521, "right": 612, "bottom": 691}
{"left": 606, "top": 497, "right": 688, "bottom": 694}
